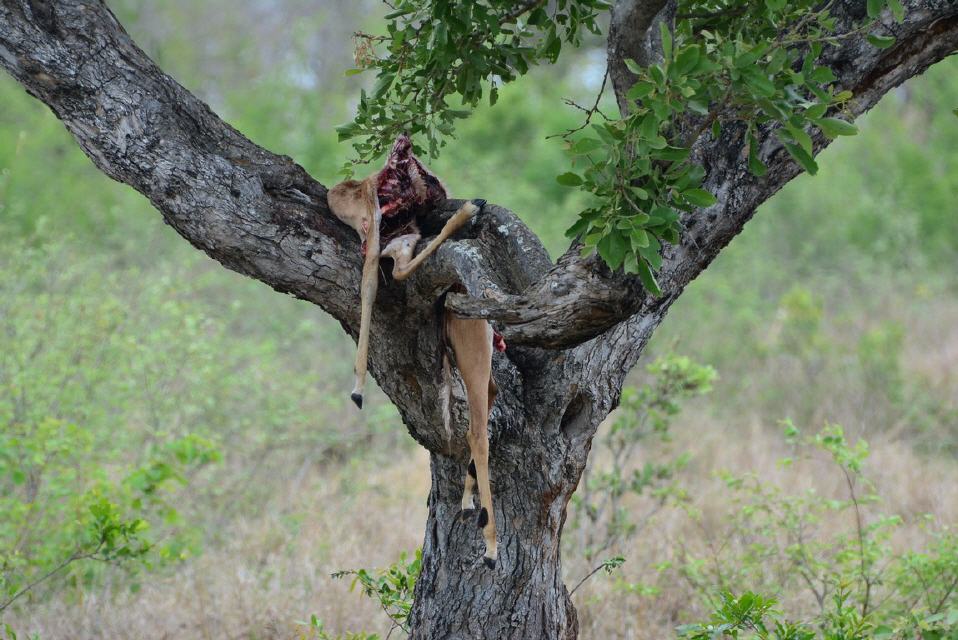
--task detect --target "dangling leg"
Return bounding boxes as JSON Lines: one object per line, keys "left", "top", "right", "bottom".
{"left": 461, "top": 459, "right": 477, "bottom": 516}
{"left": 458, "top": 377, "right": 496, "bottom": 521}
{"left": 389, "top": 199, "right": 486, "bottom": 281}
{"left": 447, "top": 314, "right": 497, "bottom": 568}
{"left": 351, "top": 208, "right": 381, "bottom": 410}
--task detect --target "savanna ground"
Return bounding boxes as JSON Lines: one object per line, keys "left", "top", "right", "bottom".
{"left": 1, "top": 2, "right": 956, "bottom": 639}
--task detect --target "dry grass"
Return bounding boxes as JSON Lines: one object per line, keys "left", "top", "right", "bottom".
{"left": 11, "top": 420, "right": 954, "bottom": 640}
{"left": 6, "top": 298, "right": 956, "bottom": 640}
{"left": 9, "top": 451, "right": 431, "bottom": 640}
{"left": 570, "top": 422, "right": 958, "bottom": 640}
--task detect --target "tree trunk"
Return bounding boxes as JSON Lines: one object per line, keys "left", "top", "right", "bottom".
{"left": 412, "top": 453, "right": 578, "bottom": 639}
{"left": 1, "top": 1, "right": 956, "bottom": 638}
{"left": 406, "top": 314, "right": 657, "bottom": 638}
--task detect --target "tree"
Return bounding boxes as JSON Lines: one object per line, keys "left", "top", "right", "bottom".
{"left": 0, "top": 0, "right": 955, "bottom": 637}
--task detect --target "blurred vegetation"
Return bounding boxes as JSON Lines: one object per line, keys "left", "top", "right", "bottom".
{"left": 0, "top": 1, "right": 955, "bottom": 638}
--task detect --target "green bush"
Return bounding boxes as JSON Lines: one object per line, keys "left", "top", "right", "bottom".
{"left": 568, "top": 354, "right": 716, "bottom": 563}
{"left": 672, "top": 424, "right": 958, "bottom": 639}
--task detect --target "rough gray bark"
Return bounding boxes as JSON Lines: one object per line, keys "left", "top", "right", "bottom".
{"left": 608, "top": 0, "right": 672, "bottom": 115}
{"left": 0, "top": 1, "right": 955, "bottom": 638}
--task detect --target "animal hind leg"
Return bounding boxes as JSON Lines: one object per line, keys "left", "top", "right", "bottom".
{"left": 447, "top": 314, "right": 497, "bottom": 568}
{"left": 461, "top": 459, "right": 477, "bottom": 517}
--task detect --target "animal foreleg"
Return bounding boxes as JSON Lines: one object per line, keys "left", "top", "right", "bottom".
{"left": 390, "top": 199, "right": 486, "bottom": 281}
{"left": 351, "top": 210, "right": 381, "bottom": 410}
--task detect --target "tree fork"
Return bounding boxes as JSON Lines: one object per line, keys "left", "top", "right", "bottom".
{"left": 1, "top": 1, "right": 956, "bottom": 638}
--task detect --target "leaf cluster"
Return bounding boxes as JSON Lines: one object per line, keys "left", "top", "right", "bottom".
{"left": 562, "top": 0, "right": 902, "bottom": 290}
{"left": 337, "top": 0, "right": 609, "bottom": 170}
{"left": 329, "top": 549, "right": 422, "bottom": 637}
{"left": 673, "top": 424, "right": 958, "bottom": 639}
{"left": 338, "top": 0, "right": 904, "bottom": 290}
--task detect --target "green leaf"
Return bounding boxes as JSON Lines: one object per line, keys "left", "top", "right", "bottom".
{"left": 335, "top": 122, "right": 362, "bottom": 142}
{"left": 648, "top": 135, "right": 668, "bottom": 150}
{"left": 631, "top": 228, "right": 650, "bottom": 249}
{"left": 675, "top": 46, "right": 701, "bottom": 75}
{"left": 808, "top": 66, "right": 836, "bottom": 84}
{"left": 384, "top": 6, "right": 416, "bottom": 19}
{"left": 373, "top": 73, "right": 395, "bottom": 99}
{"left": 866, "top": 0, "right": 883, "bottom": 18}
{"left": 748, "top": 138, "right": 767, "bottom": 177}
{"left": 688, "top": 100, "right": 709, "bottom": 115}
{"left": 783, "top": 142, "right": 818, "bottom": 175}
{"left": 867, "top": 34, "right": 896, "bottom": 49}
{"left": 814, "top": 117, "right": 858, "bottom": 138}
{"left": 344, "top": 68, "right": 365, "bottom": 77}
{"left": 652, "top": 146, "right": 690, "bottom": 162}
{"left": 639, "top": 234, "right": 662, "bottom": 268}
{"left": 785, "top": 125, "right": 814, "bottom": 155}
{"left": 639, "top": 113, "right": 659, "bottom": 140}
{"left": 744, "top": 71, "right": 776, "bottom": 98}
{"left": 649, "top": 64, "right": 666, "bottom": 87}
{"left": 624, "top": 58, "right": 643, "bottom": 74}
{"left": 565, "top": 217, "right": 591, "bottom": 239}
{"left": 735, "top": 42, "right": 770, "bottom": 69}
{"left": 659, "top": 21, "right": 673, "bottom": 61}
{"left": 711, "top": 119, "right": 722, "bottom": 139}
{"left": 598, "top": 231, "right": 628, "bottom": 269}
{"left": 627, "top": 81, "right": 655, "bottom": 101}
{"left": 542, "top": 26, "right": 561, "bottom": 62}
{"left": 634, "top": 257, "right": 661, "bottom": 295}
{"left": 765, "top": 0, "right": 786, "bottom": 11}
{"left": 557, "top": 172, "right": 584, "bottom": 187}
{"left": 572, "top": 137, "right": 603, "bottom": 155}
{"left": 887, "top": 0, "right": 905, "bottom": 22}
{"left": 683, "top": 188, "right": 718, "bottom": 208}
{"left": 804, "top": 103, "right": 828, "bottom": 119}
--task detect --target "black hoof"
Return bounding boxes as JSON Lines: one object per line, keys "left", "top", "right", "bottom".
{"left": 483, "top": 557, "right": 497, "bottom": 570}
{"left": 460, "top": 508, "right": 476, "bottom": 522}
{"left": 477, "top": 507, "right": 489, "bottom": 528}
{"left": 470, "top": 198, "right": 487, "bottom": 211}
{"left": 350, "top": 392, "right": 363, "bottom": 409}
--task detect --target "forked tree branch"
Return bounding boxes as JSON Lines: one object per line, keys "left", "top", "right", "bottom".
{"left": 447, "top": 0, "right": 958, "bottom": 349}
{"left": 1, "top": 0, "right": 956, "bottom": 363}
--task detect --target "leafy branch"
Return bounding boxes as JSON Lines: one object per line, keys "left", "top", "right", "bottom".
{"left": 558, "top": 0, "right": 903, "bottom": 293}
{"left": 336, "top": 0, "right": 610, "bottom": 172}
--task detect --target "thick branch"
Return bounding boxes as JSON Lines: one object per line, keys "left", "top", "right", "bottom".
{"left": 448, "top": 0, "right": 958, "bottom": 349}
{"left": 0, "top": 0, "right": 558, "bottom": 454}
{"left": 607, "top": 0, "right": 673, "bottom": 115}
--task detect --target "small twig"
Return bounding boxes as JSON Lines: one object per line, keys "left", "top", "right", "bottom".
{"left": 841, "top": 465, "right": 872, "bottom": 617}
{"left": 499, "top": 0, "right": 547, "bottom": 25}
{"left": 0, "top": 544, "right": 101, "bottom": 613}
{"left": 570, "top": 559, "right": 615, "bottom": 596}
{"left": 932, "top": 573, "right": 958, "bottom": 614}
{"left": 547, "top": 68, "right": 610, "bottom": 140}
